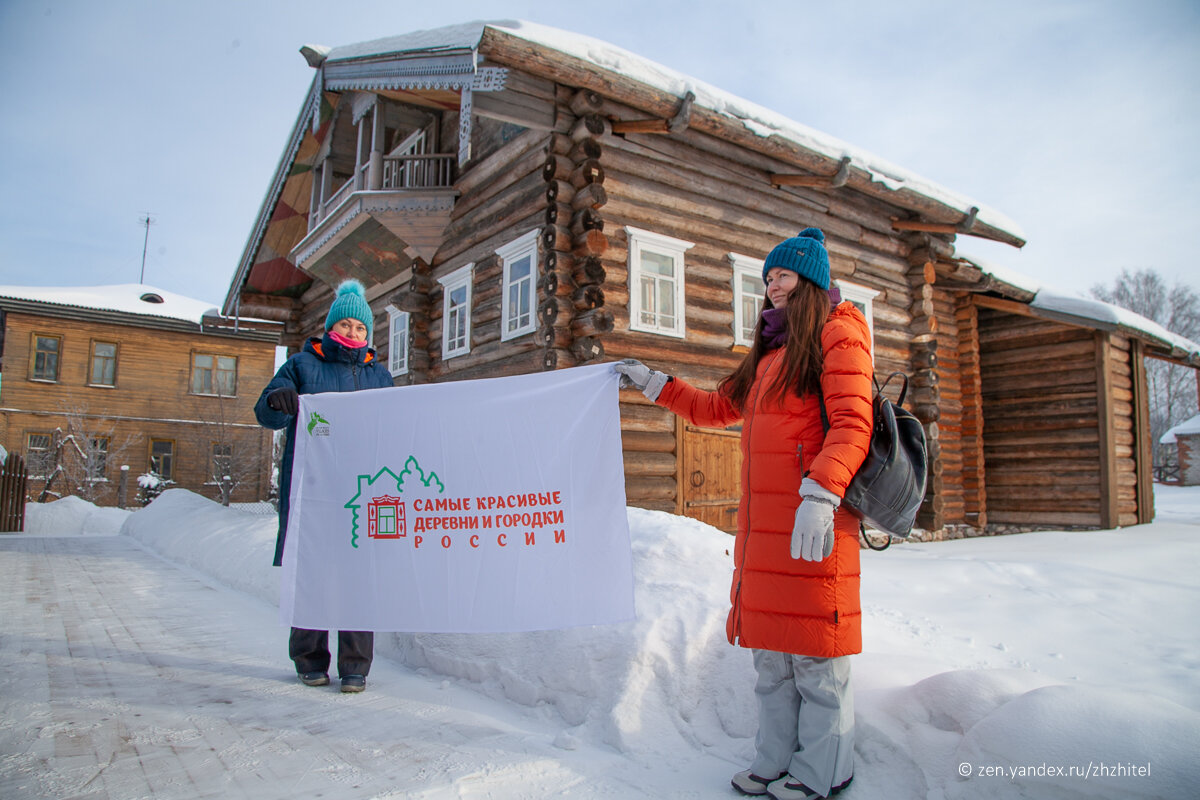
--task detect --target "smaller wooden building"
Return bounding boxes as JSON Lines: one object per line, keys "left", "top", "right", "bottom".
{"left": 0, "top": 285, "right": 281, "bottom": 507}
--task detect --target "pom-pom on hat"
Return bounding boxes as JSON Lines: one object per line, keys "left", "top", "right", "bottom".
{"left": 762, "top": 227, "right": 831, "bottom": 290}
{"left": 324, "top": 279, "right": 374, "bottom": 339}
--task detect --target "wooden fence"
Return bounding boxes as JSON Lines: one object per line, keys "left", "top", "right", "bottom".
{"left": 0, "top": 452, "right": 27, "bottom": 532}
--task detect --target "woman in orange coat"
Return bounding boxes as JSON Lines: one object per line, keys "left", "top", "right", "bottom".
{"left": 616, "top": 228, "right": 872, "bottom": 800}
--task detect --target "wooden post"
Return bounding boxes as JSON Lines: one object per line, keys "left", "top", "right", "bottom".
{"left": 118, "top": 465, "right": 129, "bottom": 508}
{"left": 1095, "top": 332, "right": 1118, "bottom": 528}
{"left": 368, "top": 105, "right": 385, "bottom": 191}
{"left": 1131, "top": 339, "right": 1155, "bottom": 524}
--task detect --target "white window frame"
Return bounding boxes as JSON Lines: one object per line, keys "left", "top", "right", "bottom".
{"left": 626, "top": 226, "right": 693, "bottom": 339}
{"left": 439, "top": 263, "right": 474, "bottom": 360}
{"left": 729, "top": 253, "right": 766, "bottom": 347}
{"left": 385, "top": 304, "right": 410, "bottom": 376}
{"left": 496, "top": 229, "right": 539, "bottom": 342}
{"left": 835, "top": 279, "right": 879, "bottom": 352}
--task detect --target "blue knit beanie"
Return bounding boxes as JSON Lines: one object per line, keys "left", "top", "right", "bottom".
{"left": 762, "top": 227, "right": 831, "bottom": 290}
{"left": 325, "top": 279, "right": 373, "bottom": 339}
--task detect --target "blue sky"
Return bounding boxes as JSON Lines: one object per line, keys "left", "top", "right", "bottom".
{"left": 1, "top": 0, "right": 1197, "bottom": 308}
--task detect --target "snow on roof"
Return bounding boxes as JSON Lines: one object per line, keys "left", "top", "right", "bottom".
{"left": 0, "top": 284, "right": 219, "bottom": 325}
{"left": 1161, "top": 413, "right": 1200, "bottom": 444}
{"left": 956, "top": 250, "right": 1200, "bottom": 359}
{"left": 321, "top": 20, "right": 1024, "bottom": 241}
{"left": 1032, "top": 291, "right": 1200, "bottom": 356}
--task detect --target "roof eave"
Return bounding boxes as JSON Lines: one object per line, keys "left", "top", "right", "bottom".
{"left": 223, "top": 72, "right": 322, "bottom": 318}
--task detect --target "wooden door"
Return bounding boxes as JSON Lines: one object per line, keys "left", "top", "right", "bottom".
{"left": 677, "top": 419, "right": 741, "bottom": 534}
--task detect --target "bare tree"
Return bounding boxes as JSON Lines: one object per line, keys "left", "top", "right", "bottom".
{"left": 1091, "top": 269, "right": 1200, "bottom": 475}
{"left": 191, "top": 393, "right": 270, "bottom": 506}
{"left": 31, "top": 402, "right": 140, "bottom": 504}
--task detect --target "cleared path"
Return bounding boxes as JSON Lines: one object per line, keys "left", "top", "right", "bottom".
{"left": 0, "top": 535, "right": 717, "bottom": 799}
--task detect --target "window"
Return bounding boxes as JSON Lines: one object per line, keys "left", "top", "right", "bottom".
{"left": 626, "top": 226, "right": 693, "bottom": 338}
{"left": 150, "top": 439, "right": 174, "bottom": 480}
{"left": 90, "top": 341, "right": 118, "bottom": 386}
{"left": 377, "top": 505, "right": 397, "bottom": 535}
{"left": 191, "top": 353, "right": 238, "bottom": 396}
{"left": 86, "top": 437, "right": 109, "bottom": 482}
{"left": 211, "top": 443, "right": 232, "bottom": 481}
{"left": 439, "top": 263, "right": 474, "bottom": 360}
{"left": 25, "top": 433, "right": 53, "bottom": 478}
{"left": 497, "top": 229, "right": 539, "bottom": 341}
{"left": 729, "top": 254, "right": 766, "bottom": 347}
{"left": 835, "top": 279, "right": 880, "bottom": 349}
{"left": 32, "top": 334, "right": 61, "bottom": 381}
{"left": 385, "top": 305, "right": 410, "bottom": 376}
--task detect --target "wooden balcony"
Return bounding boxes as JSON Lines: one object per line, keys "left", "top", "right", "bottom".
{"left": 291, "top": 153, "right": 458, "bottom": 289}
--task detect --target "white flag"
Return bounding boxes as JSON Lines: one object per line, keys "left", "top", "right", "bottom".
{"left": 279, "top": 363, "right": 634, "bottom": 632}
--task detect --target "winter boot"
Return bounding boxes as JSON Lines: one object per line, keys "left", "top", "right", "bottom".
{"left": 766, "top": 774, "right": 854, "bottom": 800}
{"left": 299, "top": 671, "right": 330, "bottom": 687}
{"left": 340, "top": 674, "right": 366, "bottom": 693}
{"left": 732, "top": 769, "right": 784, "bottom": 796}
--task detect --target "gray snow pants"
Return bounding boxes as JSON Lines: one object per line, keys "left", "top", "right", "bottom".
{"left": 748, "top": 649, "right": 854, "bottom": 796}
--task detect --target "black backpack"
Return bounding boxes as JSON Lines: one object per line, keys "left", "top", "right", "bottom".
{"left": 818, "top": 372, "right": 928, "bottom": 550}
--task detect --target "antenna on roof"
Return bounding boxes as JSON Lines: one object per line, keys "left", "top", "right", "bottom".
{"left": 138, "top": 213, "right": 156, "bottom": 284}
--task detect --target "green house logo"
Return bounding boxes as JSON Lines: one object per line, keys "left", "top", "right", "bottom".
{"left": 344, "top": 455, "right": 443, "bottom": 549}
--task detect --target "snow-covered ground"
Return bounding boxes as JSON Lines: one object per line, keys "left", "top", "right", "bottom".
{"left": 3, "top": 486, "right": 1199, "bottom": 798}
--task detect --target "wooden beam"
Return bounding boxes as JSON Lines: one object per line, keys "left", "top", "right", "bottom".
{"left": 971, "top": 294, "right": 1037, "bottom": 318}
{"left": 770, "top": 156, "right": 851, "bottom": 189}
{"left": 611, "top": 91, "right": 696, "bottom": 135}
{"left": 892, "top": 206, "right": 978, "bottom": 235}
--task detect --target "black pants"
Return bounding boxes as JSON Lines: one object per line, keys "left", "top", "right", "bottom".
{"left": 289, "top": 627, "right": 374, "bottom": 677}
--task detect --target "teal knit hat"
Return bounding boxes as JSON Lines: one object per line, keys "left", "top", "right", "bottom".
{"left": 325, "top": 279, "right": 373, "bottom": 339}
{"left": 762, "top": 227, "right": 831, "bottom": 290}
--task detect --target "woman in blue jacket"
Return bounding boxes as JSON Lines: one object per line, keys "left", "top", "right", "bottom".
{"left": 255, "top": 279, "right": 394, "bottom": 693}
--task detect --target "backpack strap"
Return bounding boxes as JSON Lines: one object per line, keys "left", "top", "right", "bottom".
{"left": 817, "top": 372, "right": 909, "bottom": 552}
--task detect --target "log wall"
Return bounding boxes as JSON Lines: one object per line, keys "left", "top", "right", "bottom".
{"left": 586, "top": 121, "right": 924, "bottom": 513}
{"left": 977, "top": 307, "right": 1106, "bottom": 528}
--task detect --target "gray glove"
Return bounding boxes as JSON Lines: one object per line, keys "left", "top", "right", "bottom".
{"left": 613, "top": 359, "right": 669, "bottom": 402}
{"left": 791, "top": 477, "right": 840, "bottom": 561}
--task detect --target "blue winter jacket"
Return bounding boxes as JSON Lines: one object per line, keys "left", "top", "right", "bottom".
{"left": 255, "top": 333, "right": 394, "bottom": 566}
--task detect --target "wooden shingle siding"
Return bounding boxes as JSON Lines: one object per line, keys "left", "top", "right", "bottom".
{"left": 0, "top": 310, "right": 277, "bottom": 505}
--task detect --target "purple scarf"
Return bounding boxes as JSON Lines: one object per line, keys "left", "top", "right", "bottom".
{"left": 761, "top": 307, "right": 788, "bottom": 350}
{"left": 760, "top": 286, "right": 843, "bottom": 350}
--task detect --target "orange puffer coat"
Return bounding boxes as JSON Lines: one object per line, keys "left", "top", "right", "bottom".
{"left": 655, "top": 302, "right": 873, "bottom": 657}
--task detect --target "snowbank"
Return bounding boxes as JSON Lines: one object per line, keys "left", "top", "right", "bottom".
{"left": 20, "top": 487, "right": 1200, "bottom": 797}
{"left": 390, "top": 508, "right": 758, "bottom": 759}
{"left": 21, "top": 495, "right": 130, "bottom": 535}
{"left": 119, "top": 489, "right": 280, "bottom": 602}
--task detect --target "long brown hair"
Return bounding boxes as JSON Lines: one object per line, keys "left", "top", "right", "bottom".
{"left": 718, "top": 279, "right": 830, "bottom": 410}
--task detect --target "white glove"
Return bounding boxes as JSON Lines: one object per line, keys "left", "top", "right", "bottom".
{"left": 613, "top": 359, "right": 669, "bottom": 402}
{"left": 791, "top": 477, "right": 841, "bottom": 561}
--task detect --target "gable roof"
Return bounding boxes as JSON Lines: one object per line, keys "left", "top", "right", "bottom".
{"left": 224, "top": 19, "right": 1026, "bottom": 316}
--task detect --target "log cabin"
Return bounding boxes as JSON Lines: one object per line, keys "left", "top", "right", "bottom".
{"left": 0, "top": 285, "right": 280, "bottom": 507}
{"left": 223, "top": 21, "right": 1199, "bottom": 538}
